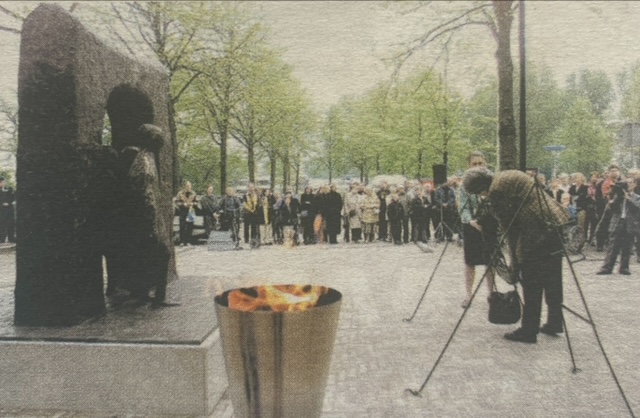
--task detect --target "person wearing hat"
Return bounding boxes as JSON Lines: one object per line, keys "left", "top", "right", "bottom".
{"left": 0, "top": 176, "right": 15, "bottom": 244}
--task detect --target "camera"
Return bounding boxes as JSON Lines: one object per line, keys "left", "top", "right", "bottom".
{"left": 614, "top": 181, "right": 628, "bottom": 192}
{"left": 612, "top": 181, "right": 629, "bottom": 198}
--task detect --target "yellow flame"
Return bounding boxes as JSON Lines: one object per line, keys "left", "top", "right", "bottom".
{"left": 228, "top": 285, "right": 329, "bottom": 312}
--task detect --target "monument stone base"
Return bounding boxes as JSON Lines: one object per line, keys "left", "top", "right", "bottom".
{"left": 0, "top": 275, "right": 227, "bottom": 416}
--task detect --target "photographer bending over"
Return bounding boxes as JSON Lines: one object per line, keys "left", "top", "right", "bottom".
{"left": 464, "top": 168, "right": 569, "bottom": 344}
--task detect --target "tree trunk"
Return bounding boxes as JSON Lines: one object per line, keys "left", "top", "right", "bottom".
{"left": 295, "top": 161, "right": 300, "bottom": 193}
{"left": 282, "top": 155, "right": 289, "bottom": 192}
{"left": 220, "top": 127, "right": 228, "bottom": 195}
{"left": 168, "top": 100, "right": 180, "bottom": 195}
{"left": 417, "top": 149, "right": 423, "bottom": 179}
{"left": 493, "top": 0, "right": 518, "bottom": 170}
{"left": 247, "top": 143, "right": 255, "bottom": 184}
{"left": 270, "top": 153, "right": 277, "bottom": 191}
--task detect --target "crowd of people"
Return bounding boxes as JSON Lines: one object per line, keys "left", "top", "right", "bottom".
{"left": 525, "top": 164, "right": 640, "bottom": 276}
{"left": 174, "top": 177, "right": 467, "bottom": 249}
{"left": 173, "top": 163, "right": 640, "bottom": 271}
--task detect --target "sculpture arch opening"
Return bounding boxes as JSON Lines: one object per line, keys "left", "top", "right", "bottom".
{"left": 106, "top": 84, "right": 154, "bottom": 153}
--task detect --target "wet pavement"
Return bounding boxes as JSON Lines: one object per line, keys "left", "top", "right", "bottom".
{"left": 0, "top": 240, "right": 639, "bottom": 417}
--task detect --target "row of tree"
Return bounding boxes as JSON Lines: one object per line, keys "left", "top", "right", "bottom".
{"left": 308, "top": 62, "right": 622, "bottom": 182}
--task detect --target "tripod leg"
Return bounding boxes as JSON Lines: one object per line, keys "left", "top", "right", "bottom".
{"left": 406, "top": 265, "right": 490, "bottom": 396}
{"left": 403, "top": 240, "right": 450, "bottom": 323}
{"left": 561, "top": 313, "right": 580, "bottom": 374}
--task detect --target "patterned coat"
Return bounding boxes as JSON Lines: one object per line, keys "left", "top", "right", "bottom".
{"left": 489, "top": 170, "right": 569, "bottom": 264}
{"left": 362, "top": 194, "right": 380, "bottom": 224}
{"left": 343, "top": 192, "right": 363, "bottom": 229}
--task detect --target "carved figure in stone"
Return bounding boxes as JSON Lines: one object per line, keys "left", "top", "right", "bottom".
{"left": 116, "top": 124, "right": 173, "bottom": 307}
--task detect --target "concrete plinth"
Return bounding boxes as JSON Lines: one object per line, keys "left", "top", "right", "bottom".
{"left": 0, "top": 275, "right": 228, "bottom": 416}
{"left": 0, "top": 330, "right": 226, "bottom": 416}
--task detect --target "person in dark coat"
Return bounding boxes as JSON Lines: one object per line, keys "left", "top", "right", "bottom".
{"left": 387, "top": 192, "right": 404, "bottom": 245}
{"left": 324, "top": 184, "right": 343, "bottom": 244}
{"left": 199, "top": 184, "right": 218, "bottom": 236}
{"left": 377, "top": 182, "right": 390, "bottom": 241}
{"left": 397, "top": 186, "right": 411, "bottom": 243}
{"left": 242, "top": 183, "right": 260, "bottom": 244}
{"left": 464, "top": 168, "right": 569, "bottom": 344}
{"left": 216, "top": 187, "right": 242, "bottom": 242}
{"left": 597, "top": 177, "right": 640, "bottom": 276}
{"left": 300, "top": 186, "right": 316, "bottom": 244}
{"left": 0, "top": 176, "right": 16, "bottom": 243}
{"left": 595, "top": 165, "right": 621, "bottom": 251}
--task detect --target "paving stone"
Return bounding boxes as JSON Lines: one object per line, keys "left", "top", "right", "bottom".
{"left": 1, "top": 242, "right": 639, "bottom": 417}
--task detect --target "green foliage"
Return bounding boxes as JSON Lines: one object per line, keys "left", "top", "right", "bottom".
{"left": 462, "top": 79, "right": 498, "bottom": 168}
{"left": 314, "top": 68, "right": 470, "bottom": 181}
{"left": 0, "top": 96, "right": 18, "bottom": 153}
{"left": 566, "top": 69, "right": 615, "bottom": 118}
{"left": 516, "top": 62, "right": 572, "bottom": 174}
{"left": 0, "top": 169, "right": 13, "bottom": 187}
{"left": 619, "top": 61, "right": 640, "bottom": 122}
{"left": 555, "top": 98, "right": 614, "bottom": 175}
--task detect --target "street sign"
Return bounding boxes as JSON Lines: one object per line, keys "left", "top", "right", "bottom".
{"left": 544, "top": 145, "right": 566, "bottom": 152}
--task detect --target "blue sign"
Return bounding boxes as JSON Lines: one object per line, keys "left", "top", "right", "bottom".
{"left": 544, "top": 145, "right": 566, "bottom": 152}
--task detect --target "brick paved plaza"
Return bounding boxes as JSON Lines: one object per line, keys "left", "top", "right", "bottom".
{"left": 0, "top": 241, "right": 639, "bottom": 417}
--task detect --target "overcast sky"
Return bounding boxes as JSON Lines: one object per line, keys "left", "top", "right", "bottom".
{"left": 254, "top": 1, "right": 640, "bottom": 111}
{"left": 3, "top": 1, "right": 640, "bottom": 113}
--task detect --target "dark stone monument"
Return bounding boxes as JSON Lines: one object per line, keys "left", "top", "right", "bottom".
{"left": 15, "top": 4, "right": 178, "bottom": 326}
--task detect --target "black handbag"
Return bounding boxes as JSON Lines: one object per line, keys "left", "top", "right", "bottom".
{"left": 488, "top": 287, "right": 521, "bottom": 324}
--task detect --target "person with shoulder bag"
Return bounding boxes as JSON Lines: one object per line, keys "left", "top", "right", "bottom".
{"left": 176, "top": 180, "right": 197, "bottom": 246}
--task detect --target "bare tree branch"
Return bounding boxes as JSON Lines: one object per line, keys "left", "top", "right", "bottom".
{"left": 389, "top": 2, "right": 492, "bottom": 78}
{"left": 0, "top": 5, "right": 24, "bottom": 21}
{"left": 171, "top": 70, "right": 202, "bottom": 104}
{"left": 0, "top": 25, "right": 20, "bottom": 34}
{"left": 110, "top": 3, "right": 144, "bottom": 53}
{"left": 167, "top": 28, "right": 197, "bottom": 71}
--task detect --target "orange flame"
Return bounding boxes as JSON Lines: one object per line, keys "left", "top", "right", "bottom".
{"left": 228, "top": 285, "right": 329, "bottom": 313}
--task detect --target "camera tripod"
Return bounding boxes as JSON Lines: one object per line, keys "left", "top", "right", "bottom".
{"left": 402, "top": 173, "right": 636, "bottom": 418}
{"left": 432, "top": 184, "right": 457, "bottom": 244}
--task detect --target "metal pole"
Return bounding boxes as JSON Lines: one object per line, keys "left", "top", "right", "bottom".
{"left": 519, "top": 0, "right": 527, "bottom": 171}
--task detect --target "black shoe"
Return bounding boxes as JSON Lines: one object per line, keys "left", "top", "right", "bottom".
{"left": 540, "top": 323, "right": 563, "bottom": 336}
{"left": 619, "top": 268, "right": 631, "bottom": 275}
{"left": 151, "top": 300, "right": 181, "bottom": 309}
{"left": 596, "top": 268, "right": 612, "bottom": 275}
{"left": 504, "top": 328, "right": 537, "bottom": 344}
